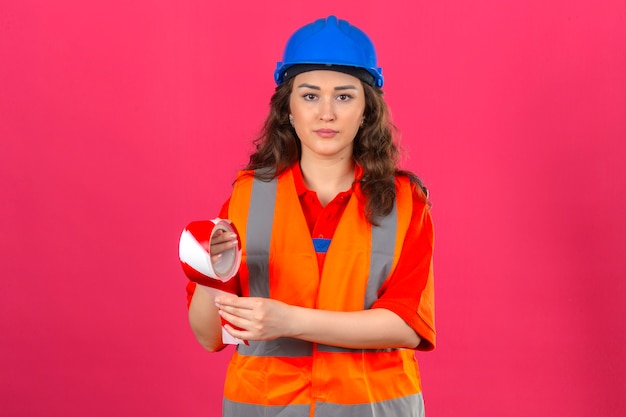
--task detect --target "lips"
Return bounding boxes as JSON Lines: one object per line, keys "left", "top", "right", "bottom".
{"left": 314, "top": 128, "right": 338, "bottom": 138}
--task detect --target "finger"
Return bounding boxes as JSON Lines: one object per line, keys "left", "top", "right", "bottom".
{"left": 200, "top": 232, "right": 237, "bottom": 252}
{"left": 218, "top": 308, "right": 249, "bottom": 328}
{"left": 217, "top": 303, "right": 250, "bottom": 319}
{"left": 210, "top": 240, "right": 238, "bottom": 256}
{"left": 223, "top": 323, "right": 250, "bottom": 341}
{"left": 214, "top": 295, "right": 238, "bottom": 306}
{"left": 215, "top": 295, "right": 255, "bottom": 310}
{"left": 211, "top": 231, "right": 238, "bottom": 245}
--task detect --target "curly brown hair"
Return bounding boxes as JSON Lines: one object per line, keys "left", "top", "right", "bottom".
{"left": 245, "top": 77, "right": 425, "bottom": 225}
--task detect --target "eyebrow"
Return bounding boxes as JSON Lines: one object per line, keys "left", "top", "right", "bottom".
{"left": 297, "top": 83, "right": 358, "bottom": 91}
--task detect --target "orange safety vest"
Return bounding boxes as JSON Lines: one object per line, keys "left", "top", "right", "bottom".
{"left": 225, "top": 166, "right": 423, "bottom": 417}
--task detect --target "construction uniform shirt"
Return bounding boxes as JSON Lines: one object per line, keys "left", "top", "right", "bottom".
{"left": 186, "top": 163, "right": 435, "bottom": 416}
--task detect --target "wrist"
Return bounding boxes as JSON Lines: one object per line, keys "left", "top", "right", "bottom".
{"left": 284, "top": 304, "right": 304, "bottom": 339}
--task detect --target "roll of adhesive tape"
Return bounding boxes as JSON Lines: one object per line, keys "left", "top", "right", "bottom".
{"left": 179, "top": 218, "right": 242, "bottom": 282}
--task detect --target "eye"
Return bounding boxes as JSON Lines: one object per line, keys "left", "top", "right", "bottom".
{"left": 337, "top": 94, "right": 352, "bottom": 101}
{"left": 303, "top": 93, "right": 317, "bottom": 101}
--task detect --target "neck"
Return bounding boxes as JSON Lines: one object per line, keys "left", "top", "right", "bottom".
{"left": 299, "top": 157, "right": 355, "bottom": 206}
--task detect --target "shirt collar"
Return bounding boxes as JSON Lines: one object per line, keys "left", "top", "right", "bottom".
{"left": 292, "top": 162, "right": 363, "bottom": 197}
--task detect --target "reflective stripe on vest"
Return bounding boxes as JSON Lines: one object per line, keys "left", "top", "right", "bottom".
{"left": 223, "top": 399, "right": 310, "bottom": 417}
{"left": 367, "top": 198, "right": 397, "bottom": 309}
{"left": 239, "top": 340, "right": 393, "bottom": 356}
{"left": 224, "top": 393, "right": 424, "bottom": 417}
{"left": 245, "top": 174, "right": 276, "bottom": 299}
{"left": 315, "top": 393, "right": 424, "bottom": 417}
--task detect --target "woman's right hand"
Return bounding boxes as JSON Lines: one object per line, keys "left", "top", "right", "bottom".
{"left": 201, "top": 229, "right": 239, "bottom": 264}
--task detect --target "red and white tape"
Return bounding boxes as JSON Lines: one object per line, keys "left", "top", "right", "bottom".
{"left": 179, "top": 218, "right": 242, "bottom": 283}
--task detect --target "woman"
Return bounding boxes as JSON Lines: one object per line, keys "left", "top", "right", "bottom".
{"left": 186, "top": 15, "right": 435, "bottom": 417}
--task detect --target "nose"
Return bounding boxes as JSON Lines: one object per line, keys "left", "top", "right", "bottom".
{"left": 319, "top": 98, "right": 336, "bottom": 122}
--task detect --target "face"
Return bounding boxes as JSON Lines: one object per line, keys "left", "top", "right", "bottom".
{"left": 289, "top": 70, "right": 366, "bottom": 161}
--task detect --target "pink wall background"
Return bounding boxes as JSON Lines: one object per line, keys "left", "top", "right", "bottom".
{"left": 1, "top": 1, "right": 625, "bottom": 416}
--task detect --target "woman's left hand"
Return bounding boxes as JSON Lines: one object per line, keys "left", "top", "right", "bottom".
{"left": 214, "top": 295, "right": 293, "bottom": 341}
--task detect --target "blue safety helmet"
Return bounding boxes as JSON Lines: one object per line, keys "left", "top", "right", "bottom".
{"left": 274, "top": 16, "right": 384, "bottom": 88}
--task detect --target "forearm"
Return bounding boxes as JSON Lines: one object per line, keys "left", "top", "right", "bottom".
{"left": 188, "top": 285, "right": 226, "bottom": 352}
{"left": 216, "top": 295, "right": 421, "bottom": 349}
{"left": 287, "top": 306, "right": 421, "bottom": 349}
